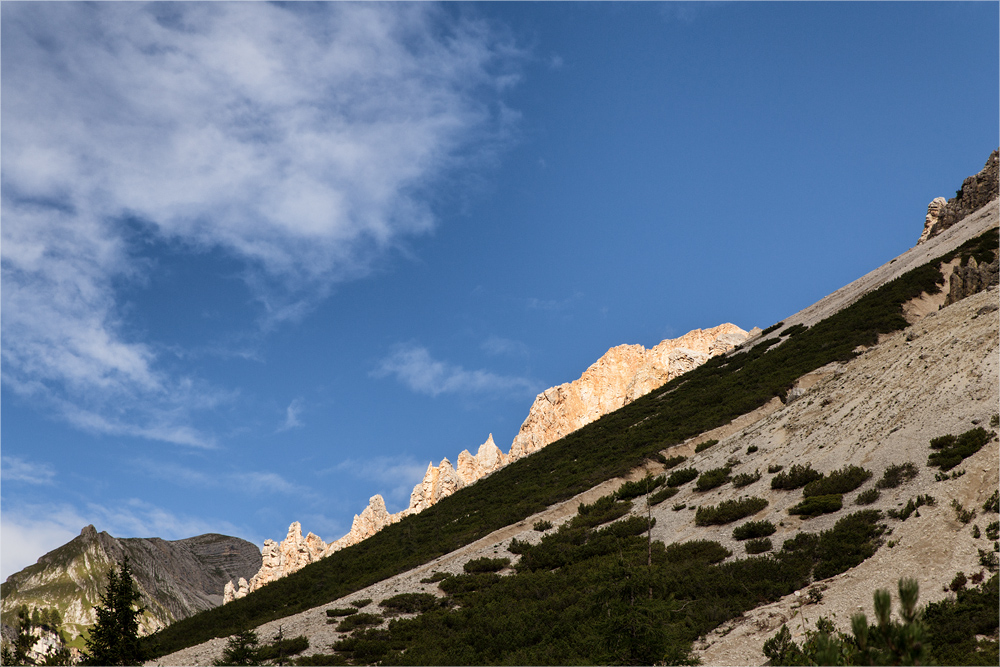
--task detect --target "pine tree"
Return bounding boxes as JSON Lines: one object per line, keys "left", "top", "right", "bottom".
{"left": 81, "top": 556, "right": 146, "bottom": 666}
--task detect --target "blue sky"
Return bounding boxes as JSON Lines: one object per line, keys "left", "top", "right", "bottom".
{"left": 2, "top": 1, "right": 997, "bottom": 580}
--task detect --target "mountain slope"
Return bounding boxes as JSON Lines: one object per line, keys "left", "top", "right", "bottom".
{"left": 143, "top": 159, "right": 998, "bottom": 660}
{"left": 0, "top": 526, "right": 261, "bottom": 640}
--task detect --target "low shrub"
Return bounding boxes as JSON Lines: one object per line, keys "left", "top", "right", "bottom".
{"left": 350, "top": 598, "right": 372, "bottom": 608}
{"left": 257, "top": 635, "right": 309, "bottom": 661}
{"left": 782, "top": 324, "right": 808, "bottom": 337}
{"left": 732, "top": 470, "right": 762, "bottom": 488}
{"left": 379, "top": 593, "right": 438, "bottom": 614}
{"left": 771, "top": 464, "right": 823, "bottom": 490}
{"left": 876, "top": 462, "right": 919, "bottom": 489}
{"left": 887, "top": 495, "right": 935, "bottom": 521}
{"left": 438, "top": 573, "right": 502, "bottom": 596}
{"left": 326, "top": 608, "right": 357, "bottom": 618}
{"left": 532, "top": 519, "right": 553, "bottom": 532}
{"left": 695, "top": 439, "right": 719, "bottom": 453}
{"left": 987, "top": 521, "right": 999, "bottom": 541}
{"left": 952, "top": 499, "right": 976, "bottom": 524}
{"left": 803, "top": 465, "right": 872, "bottom": 497}
{"left": 747, "top": 445, "right": 759, "bottom": 454}
{"left": 648, "top": 486, "right": 679, "bottom": 506}
{"left": 335, "top": 612, "right": 382, "bottom": 633}
{"left": 507, "top": 539, "right": 530, "bottom": 555}
{"left": 761, "top": 321, "right": 784, "bottom": 335}
{"left": 923, "top": 573, "right": 1000, "bottom": 666}
{"left": 662, "top": 455, "right": 687, "bottom": 469}
{"left": 788, "top": 494, "right": 843, "bottom": 518}
{"left": 745, "top": 538, "right": 772, "bottom": 554}
{"left": 695, "top": 497, "right": 768, "bottom": 526}
{"left": 695, "top": 466, "right": 731, "bottom": 492}
{"left": 984, "top": 490, "right": 999, "bottom": 513}
{"left": 781, "top": 510, "right": 887, "bottom": 581}
{"left": 571, "top": 496, "right": 632, "bottom": 529}
{"left": 463, "top": 557, "right": 510, "bottom": 574}
{"left": 855, "top": 488, "right": 880, "bottom": 505}
{"left": 419, "top": 571, "right": 452, "bottom": 584}
{"left": 663, "top": 539, "right": 731, "bottom": 564}
{"left": 732, "top": 520, "right": 776, "bottom": 541}
{"left": 928, "top": 427, "right": 993, "bottom": 471}
{"left": 666, "top": 467, "right": 699, "bottom": 487}
{"left": 950, "top": 571, "right": 968, "bottom": 592}
{"left": 767, "top": 464, "right": 784, "bottom": 474}
{"left": 614, "top": 474, "right": 665, "bottom": 501}
{"left": 979, "top": 549, "right": 999, "bottom": 572}
{"left": 671, "top": 503, "right": 686, "bottom": 511}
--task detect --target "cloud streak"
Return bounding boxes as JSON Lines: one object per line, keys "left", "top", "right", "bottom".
{"left": 373, "top": 343, "right": 539, "bottom": 398}
{"left": 1, "top": 3, "right": 521, "bottom": 445}
{"left": 1, "top": 457, "right": 56, "bottom": 485}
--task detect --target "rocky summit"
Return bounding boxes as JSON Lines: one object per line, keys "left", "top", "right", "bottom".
{"left": 0, "top": 526, "right": 260, "bottom": 640}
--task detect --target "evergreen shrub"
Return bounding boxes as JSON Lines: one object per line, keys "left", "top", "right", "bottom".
{"left": 803, "top": 466, "right": 871, "bottom": 497}
{"left": 648, "top": 486, "right": 679, "bottom": 506}
{"left": 695, "top": 466, "right": 732, "bottom": 492}
{"left": 695, "top": 497, "right": 768, "bottom": 525}
{"left": 745, "top": 538, "right": 772, "bottom": 554}
{"left": 666, "top": 467, "right": 698, "bottom": 487}
{"left": 928, "top": 427, "right": 993, "bottom": 471}
{"left": 732, "top": 470, "right": 761, "bottom": 488}
{"left": 788, "top": 494, "right": 843, "bottom": 518}
{"left": 695, "top": 439, "right": 719, "bottom": 453}
{"left": 772, "top": 464, "right": 823, "bottom": 490}
{"left": 732, "top": 520, "right": 776, "bottom": 541}
{"left": 876, "top": 462, "right": 918, "bottom": 489}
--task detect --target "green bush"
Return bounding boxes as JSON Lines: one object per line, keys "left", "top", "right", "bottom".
{"left": 768, "top": 464, "right": 784, "bottom": 474}
{"left": 761, "top": 321, "right": 784, "bottom": 335}
{"left": 950, "top": 571, "right": 968, "bottom": 592}
{"left": 438, "top": 573, "right": 502, "bottom": 596}
{"left": 335, "top": 612, "right": 382, "bottom": 633}
{"left": 924, "top": 574, "right": 999, "bottom": 666}
{"left": 695, "top": 439, "right": 719, "bottom": 453}
{"left": 745, "top": 538, "right": 772, "bottom": 555}
{"left": 532, "top": 519, "right": 553, "bottom": 532}
{"left": 986, "top": 521, "right": 999, "bottom": 541}
{"left": 379, "top": 593, "right": 439, "bottom": 615}
{"left": 887, "top": 495, "right": 935, "bottom": 521}
{"left": 326, "top": 607, "right": 357, "bottom": 618}
{"left": 788, "top": 494, "right": 843, "bottom": 518}
{"left": 928, "top": 427, "right": 993, "bottom": 471}
{"left": 855, "top": 488, "right": 880, "bottom": 505}
{"left": 350, "top": 598, "right": 372, "bottom": 608}
{"left": 463, "top": 557, "right": 510, "bottom": 574}
{"left": 613, "top": 474, "right": 665, "bottom": 501}
{"left": 671, "top": 503, "right": 686, "bottom": 511}
{"left": 648, "top": 486, "right": 679, "bottom": 506}
{"left": 984, "top": 490, "right": 999, "bottom": 513}
{"left": 732, "top": 520, "right": 776, "bottom": 541}
{"left": 747, "top": 445, "right": 759, "bottom": 454}
{"left": 695, "top": 497, "right": 768, "bottom": 526}
{"left": 803, "top": 466, "right": 871, "bottom": 497}
{"left": 662, "top": 455, "right": 687, "bottom": 469}
{"left": 876, "top": 462, "right": 919, "bottom": 489}
{"left": 732, "top": 470, "right": 761, "bottom": 488}
{"left": 782, "top": 324, "right": 808, "bottom": 337}
{"left": 257, "top": 634, "right": 309, "bottom": 661}
{"left": 952, "top": 499, "right": 976, "bottom": 524}
{"left": 772, "top": 464, "right": 823, "bottom": 490}
{"left": 666, "top": 467, "right": 698, "bottom": 487}
{"left": 695, "top": 466, "right": 732, "bottom": 492}
{"left": 570, "top": 496, "right": 632, "bottom": 529}
{"left": 663, "top": 540, "right": 731, "bottom": 564}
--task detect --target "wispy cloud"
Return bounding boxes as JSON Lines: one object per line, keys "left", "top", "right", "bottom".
{"left": 525, "top": 292, "right": 583, "bottom": 312}
{"left": 1, "top": 457, "right": 56, "bottom": 485}
{"left": 132, "top": 459, "right": 309, "bottom": 498}
{"left": 481, "top": 335, "right": 529, "bottom": 358}
{"left": 278, "top": 398, "right": 305, "bottom": 432}
{"left": 1, "top": 2, "right": 521, "bottom": 446}
{"left": 372, "top": 343, "right": 539, "bottom": 398}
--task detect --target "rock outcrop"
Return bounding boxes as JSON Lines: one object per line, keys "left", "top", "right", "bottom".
{"left": 918, "top": 148, "right": 998, "bottom": 243}
{"left": 226, "top": 324, "right": 751, "bottom": 602}
{"left": 508, "top": 323, "right": 749, "bottom": 460}
{"left": 943, "top": 253, "right": 1000, "bottom": 306}
{"left": 0, "top": 526, "right": 261, "bottom": 639}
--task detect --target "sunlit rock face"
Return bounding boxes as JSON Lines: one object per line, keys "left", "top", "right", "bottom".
{"left": 507, "top": 323, "right": 750, "bottom": 461}
{"left": 226, "top": 323, "right": 752, "bottom": 601}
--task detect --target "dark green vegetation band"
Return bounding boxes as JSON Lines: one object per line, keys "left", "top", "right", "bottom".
{"left": 142, "top": 228, "right": 998, "bottom": 658}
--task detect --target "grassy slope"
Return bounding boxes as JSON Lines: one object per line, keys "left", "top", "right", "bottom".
{"left": 143, "top": 228, "right": 998, "bottom": 659}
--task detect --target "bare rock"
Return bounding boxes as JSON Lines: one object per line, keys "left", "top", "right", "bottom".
{"left": 918, "top": 197, "right": 948, "bottom": 244}
{"left": 919, "top": 149, "right": 998, "bottom": 243}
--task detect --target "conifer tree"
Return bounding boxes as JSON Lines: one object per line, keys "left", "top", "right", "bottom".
{"left": 81, "top": 556, "right": 146, "bottom": 666}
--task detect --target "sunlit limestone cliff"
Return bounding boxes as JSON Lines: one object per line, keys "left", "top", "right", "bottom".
{"left": 224, "top": 323, "right": 753, "bottom": 601}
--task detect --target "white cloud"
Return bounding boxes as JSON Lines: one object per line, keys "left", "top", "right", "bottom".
{"left": 372, "top": 343, "right": 539, "bottom": 398}
{"left": 0, "top": 500, "right": 247, "bottom": 580}
{"left": 278, "top": 398, "right": 305, "bottom": 432}
{"left": 1, "top": 457, "right": 56, "bottom": 485}
{"left": 1, "top": 2, "right": 521, "bottom": 445}
{"left": 481, "top": 335, "right": 529, "bottom": 358}
{"left": 132, "top": 459, "right": 310, "bottom": 498}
